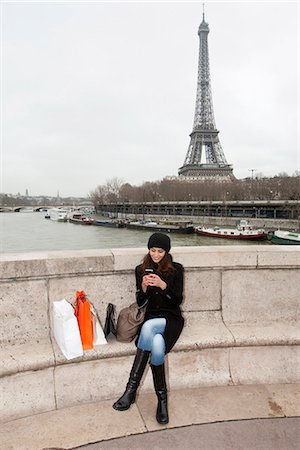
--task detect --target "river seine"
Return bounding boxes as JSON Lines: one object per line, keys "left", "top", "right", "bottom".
{"left": 1, "top": 212, "right": 269, "bottom": 254}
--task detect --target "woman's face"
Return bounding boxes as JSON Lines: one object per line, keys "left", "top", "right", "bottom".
{"left": 149, "top": 247, "right": 166, "bottom": 264}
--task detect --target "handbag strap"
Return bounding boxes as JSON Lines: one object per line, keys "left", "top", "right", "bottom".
{"left": 138, "top": 299, "right": 148, "bottom": 310}
{"left": 89, "top": 301, "right": 105, "bottom": 327}
{"left": 76, "top": 290, "right": 86, "bottom": 301}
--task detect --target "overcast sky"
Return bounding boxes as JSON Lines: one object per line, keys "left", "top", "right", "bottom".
{"left": 1, "top": 0, "right": 299, "bottom": 197}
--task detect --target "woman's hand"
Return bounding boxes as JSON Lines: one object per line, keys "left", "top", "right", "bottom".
{"left": 143, "top": 274, "right": 167, "bottom": 291}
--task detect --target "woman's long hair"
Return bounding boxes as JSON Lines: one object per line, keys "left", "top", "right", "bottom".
{"left": 139, "top": 252, "right": 174, "bottom": 279}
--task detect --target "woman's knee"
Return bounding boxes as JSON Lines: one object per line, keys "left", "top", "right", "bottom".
{"left": 138, "top": 319, "right": 167, "bottom": 352}
{"left": 152, "top": 334, "right": 165, "bottom": 352}
{"left": 140, "top": 320, "right": 153, "bottom": 337}
{"left": 138, "top": 322, "right": 153, "bottom": 349}
{"left": 150, "top": 334, "right": 166, "bottom": 366}
{"left": 138, "top": 321, "right": 153, "bottom": 343}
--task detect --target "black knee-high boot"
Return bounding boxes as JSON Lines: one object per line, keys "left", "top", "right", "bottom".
{"left": 151, "top": 363, "right": 169, "bottom": 424}
{"left": 113, "top": 348, "right": 150, "bottom": 411}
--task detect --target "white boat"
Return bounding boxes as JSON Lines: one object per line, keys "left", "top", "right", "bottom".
{"left": 195, "top": 219, "right": 268, "bottom": 241}
{"left": 268, "top": 230, "right": 300, "bottom": 245}
{"left": 49, "top": 208, "right": 69, "bottom": 222}
{"left": 68, "top": 212, "right": 94, "bottom": 225}
{"left": 18, "top": 208, "right": 34, "bottom": 213}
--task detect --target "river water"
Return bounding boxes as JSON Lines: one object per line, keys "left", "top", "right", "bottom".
{"left": 0, "top": 212, "right": 270, "bottom": 254}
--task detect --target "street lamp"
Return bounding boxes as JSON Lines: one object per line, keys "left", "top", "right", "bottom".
{"left": 248, "top": 169, "right": 256, "bottom": 199}
{"left": 248, "top": 169, "right": 256, "bottom": 180}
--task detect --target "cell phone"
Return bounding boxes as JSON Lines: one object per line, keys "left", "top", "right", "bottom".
{"left": 144, "top": 268, "right": 155, "bottom": 275}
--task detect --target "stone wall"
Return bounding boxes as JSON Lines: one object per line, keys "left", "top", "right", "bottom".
{"left": 0, "top": 245, "right": 299, "bottom": 422}
{"left": 1, "top": 245, "right": 299, "bottom": 326}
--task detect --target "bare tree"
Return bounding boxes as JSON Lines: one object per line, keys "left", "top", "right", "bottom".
{"left": 90, "top": 173, "right": 300, "bottom": 204}
{"left": 105, "top": 177, "right": 124, "bottom": 203}
{"left": 89, "top": 185, "right": 108, "bottom": 206}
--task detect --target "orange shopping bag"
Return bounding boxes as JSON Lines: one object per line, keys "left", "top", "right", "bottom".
{"left": 74, "top": 291, "right": 93, "bottom": 350}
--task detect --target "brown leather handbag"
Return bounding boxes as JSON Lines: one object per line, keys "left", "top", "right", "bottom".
{"left": 116, "top": 300, "right": 148, "bottom": 343}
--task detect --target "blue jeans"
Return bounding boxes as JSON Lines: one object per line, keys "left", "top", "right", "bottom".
{"left": 137, "top": 318, "right": 167, "bottom": 366}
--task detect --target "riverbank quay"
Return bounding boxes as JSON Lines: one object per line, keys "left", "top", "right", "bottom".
{"left": 96, "top": 199, "right": 300, "bottom": 225}
{"left": 98, "top": 213, "right": 298, "bottom": 232}
{"left": 66, "top": 211, "right": 299, "bottom": 234}
{"left": 0, "top": 246, "right": 299, "bottom": 446}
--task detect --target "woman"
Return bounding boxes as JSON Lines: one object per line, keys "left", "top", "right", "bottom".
{"left": 113, "top": 232, "right": 184, "bottom": 424}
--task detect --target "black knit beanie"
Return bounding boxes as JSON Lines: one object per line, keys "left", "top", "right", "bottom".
{"left": 147, "top": 232, "right": 171, "bottom": 253}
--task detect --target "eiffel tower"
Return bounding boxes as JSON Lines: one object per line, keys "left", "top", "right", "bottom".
{"left": 178, "top": 11, "right": 234, "bottom": 180}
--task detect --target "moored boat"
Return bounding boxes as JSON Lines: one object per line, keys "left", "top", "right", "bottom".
{"left": 17, "top": 208, "right": 34, "bottom": 213}
{"left": 125, "top": 220, "right": 194, "bottom": 234}
{"left": 68, "top": 213, "right": 94, "bottom": 225}
{"left": 195, "top": 219, "right": 268, "bottom": 240}
{"left": 93, "top": 219, "right": 125, "bottom": 228}
{"left": 49, "top": 208, "right": 69, "bottom": 222}
{"left": 268, "top": 230, "right": 300, "bottom": 245}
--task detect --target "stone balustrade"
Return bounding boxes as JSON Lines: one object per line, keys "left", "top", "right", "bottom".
{"left": 0, "top": 246, "right": 299, "bottom": 423}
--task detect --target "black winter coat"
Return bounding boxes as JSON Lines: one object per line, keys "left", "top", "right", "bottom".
{"left": 135, "top": 260, "right": 185, "bottom": 354}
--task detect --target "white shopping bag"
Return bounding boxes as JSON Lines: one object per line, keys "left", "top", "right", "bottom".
{"left": 90, "top": 304, "right": 107, "bottom": 346}
{"left": 53, "top": 299, "right": 83, "bottom": 360}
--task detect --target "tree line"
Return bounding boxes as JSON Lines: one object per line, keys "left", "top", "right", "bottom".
{"left": 89, "top": 173, "right": 300, "bottom": 205}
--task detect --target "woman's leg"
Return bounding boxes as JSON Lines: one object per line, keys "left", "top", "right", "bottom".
{"left": 150, "top": 333, "right": 166, "bottom": 366}
{"left": 138, "top": 318, "right": 169, "bottom": 424}
{"left": 113, "top": 318, "right": 167, "bottom": 412}
{"left": 151, "top": 362, "right": 169, "bottom": 424}
{"left": 112, "top": 348, "right": 149, "bottom": 411}
{"left": 137, "top": 318, "right": 167, "bottom": 365}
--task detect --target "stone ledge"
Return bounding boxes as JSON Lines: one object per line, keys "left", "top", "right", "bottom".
{"left": 136, "top": 384, "right": 300, "bottom": 433}
{"left": 1, "top": 345, "right": 299, "bottom": 423}
{"left": 0, "top": 340, "right": 55, "bottom": 378}
{"left": 172, "top": 246, "right": 259, "bottom": 268}
{"left": 0, "top": 384, "right": 299, "bottom": 449}
{"left": 0, "top": 249, "right": 114, "bottom": 280}
{"left": 1, "top": 318, "right": 299, "bottom": 378}
{"left": 2, "top": 246, "right": 299, "bottom": 281}
{"left": 256, "top": 245, "right": 300, "bottom": 267}
{"left": 0, "top": 397, "right": 145, "bottom": 449}
{"left": 226, "top": 322, "right": 300, "bottom": 346}
{"left": 173, "top": 311, "right": 234, "bottom": 351}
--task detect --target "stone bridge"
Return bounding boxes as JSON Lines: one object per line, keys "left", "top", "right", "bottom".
{"left": 0, "top": 205, "right": 93, "bottom": 212}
